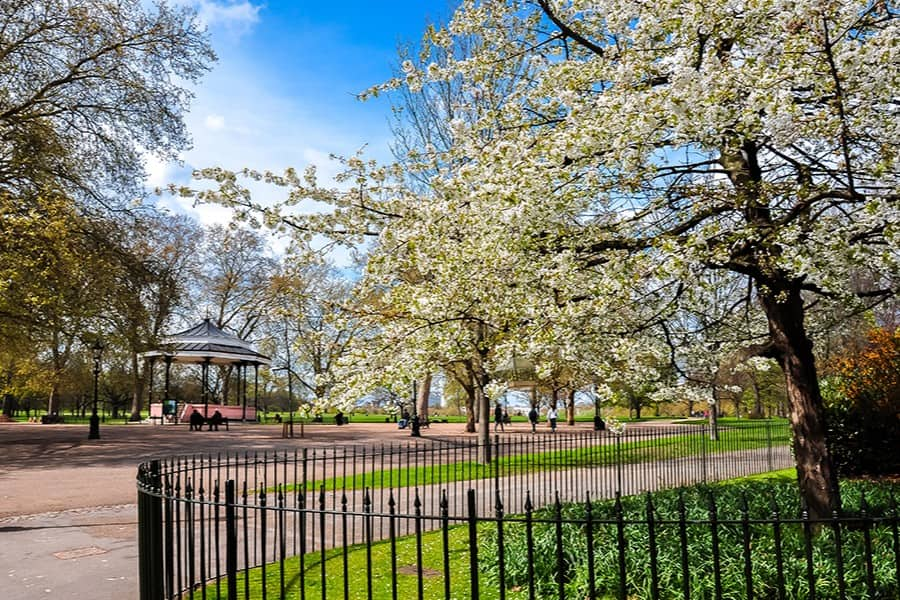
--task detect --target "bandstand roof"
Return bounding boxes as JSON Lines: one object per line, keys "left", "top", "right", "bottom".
{"left": 141, "top": 319, "right": 271, "bottom": 366}
{"left": 495, "top": 356, "right": 538, "bottom": 390}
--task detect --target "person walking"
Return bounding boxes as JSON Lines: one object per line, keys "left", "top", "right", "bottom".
{"left": 528, "top": 405, "right": 539, "bottom": 433}
{"left": 494, "top": 402, "right": 505, "bottom": 432}
{"left": 547, "top": 406, "right": 558, "bottom": 432}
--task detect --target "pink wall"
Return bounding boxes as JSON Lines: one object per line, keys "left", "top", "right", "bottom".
{"left": 148, "top": 402, "right": 256, "bottom": 422}
{"left": 180, "top": 403, "right": 256, "bottom": 422}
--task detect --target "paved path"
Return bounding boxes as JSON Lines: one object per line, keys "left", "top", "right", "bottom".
{"left": 0, "top": 420, "right": 484, "bottom": 599}
{"left": 2, "top": 419, "right": 619, "bottom": 599}
{"left": 3, "top": 419, "right": 770, "bottom": 599}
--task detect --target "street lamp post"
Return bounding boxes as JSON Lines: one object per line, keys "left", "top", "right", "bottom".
{"left": 410, "top": 379, "right": 421, "bottom": 437}
{"left": 88, "top": 341, "right": 103, "bottom": 440}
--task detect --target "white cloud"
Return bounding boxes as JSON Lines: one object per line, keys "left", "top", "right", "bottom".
{"left": 144, "top": 154, "right": 171, "bottom": 189}
{"left": 204, "top": 114, "right": 226, "bottom": 131}
{"left": 194, "top": 1, "right": 261, "bottom": 34}
{"left": 157, "top": 193, "right": 235, "bottom": 227}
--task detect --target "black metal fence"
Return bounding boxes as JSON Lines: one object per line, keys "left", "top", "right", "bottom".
{"left": 136, "top": 422, "right": 898, "bottom": 599}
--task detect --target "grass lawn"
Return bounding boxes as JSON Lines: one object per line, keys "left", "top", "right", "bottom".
{"left": 207, "top": 472, "right": 896, "bottom": 599}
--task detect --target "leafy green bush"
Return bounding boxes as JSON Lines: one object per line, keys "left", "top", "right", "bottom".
{"left": 824, "top": 393, "right": 900, "bottom": 477}
{"left": 479, "top": 480, "right": 899, "bottom": 599}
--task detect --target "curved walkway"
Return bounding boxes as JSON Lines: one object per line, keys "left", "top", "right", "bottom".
{"left": 0, "top": 419, "right": 721, "bottom": 599}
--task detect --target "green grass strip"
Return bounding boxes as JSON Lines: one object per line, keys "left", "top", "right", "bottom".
{"left": 279, "top": 424, "right": 791, "bottom": 494}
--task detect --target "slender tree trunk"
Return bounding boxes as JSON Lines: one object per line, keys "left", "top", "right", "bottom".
{"left": 566, "top": 388, "right": 575, "bottom": 425}
{"left": 708, "top": 399, "right": 719, "bottom": 441}
{"left": 762, "top": 286, "right": 840, "bottom": 519}
{"left": 476, "top": 376, "right": 491, "bottom": 463}
{"left": 220, "top": 364, "right": 233, "bottom": 405}
{"left": 417, "top": 373, "right": 431, "bottom": 424}
{"left": 709, "top": 377, "right": 720, "bottom": 441}
{"left": 129, "top": 354, "right": 146, "bottom": 421}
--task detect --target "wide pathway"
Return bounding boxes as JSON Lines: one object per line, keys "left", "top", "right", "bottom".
{"left": 3, "top": 419, "right": 624, "bottom": 600}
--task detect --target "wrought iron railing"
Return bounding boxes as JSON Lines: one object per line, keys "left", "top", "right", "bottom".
{"left": 134, "top": 422, "right": 900, "bottom": 599}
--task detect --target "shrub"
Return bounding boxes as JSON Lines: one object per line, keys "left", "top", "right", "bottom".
{"left": 824, "top": 327, "right": 900, "bottom": 477}
{"left": 479, "top": 480, "right": 900, "bottom": 599}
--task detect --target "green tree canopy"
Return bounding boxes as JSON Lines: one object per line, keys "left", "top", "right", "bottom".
{"left": 0, "top": 0, "right": 214, "bottom": 205}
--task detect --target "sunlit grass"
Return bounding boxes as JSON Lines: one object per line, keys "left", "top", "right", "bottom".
{"left": 206, "top": 474, "right": 896, "bottom": 600}
{"left": 281, "top": 423, "right": 791, "bottom": 493}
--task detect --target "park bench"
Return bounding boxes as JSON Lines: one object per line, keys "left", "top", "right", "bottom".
{"left": 188, "top": 410, "right": 229, "bottom": 431}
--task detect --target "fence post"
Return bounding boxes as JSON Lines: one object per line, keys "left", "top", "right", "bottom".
{"left": 740, "top": 493, "right": 754, "bottom": 600}
{"left": 225, "top": 480, "right": 238, "bottom": 600}
{"left": 770, "top": 497, "right": 786, "bottom": 600}
{"left": 614, "top": 492, "right": 627, "bottom": 600}
{"left": 555, "top": 493, "right": 565, "bottom": 599}
{"left": 800, "top": 500, "right": 817, "bottom": 600}
{"left": 677, "top": 492, "right": 690, "bottom": 600}
{"left": 495, "top": 489, "right": 506, "bottom": 600}
{"left": 701, "top": 430, "right": 708, "bottom": 483}
{"left": 441, "top": 490, "right": 451, "bottom": 600}
{"left": 646, "top": 494, "right": 660, "bottom": 600}
{"left": 467, "top": 489, "right": 480, "bottom": 599}
{"left": 615, "top": 434, "right": 623, "bottom": 493}
{"left": 138, "top": 460, "right": 164, "bottom": 600}
{"left": 387, "top": 490, "right": 398, "bottom": 600}
{"left": 708, "top": 492, "right": 722, "bottom": 600}
{"left": 585, "top": 493, "right": 596, "bottom": 600}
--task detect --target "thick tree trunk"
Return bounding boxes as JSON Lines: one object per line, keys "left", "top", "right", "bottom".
{"left": 465, "top": 392, "right": 476, "bottom": 432}
{"left": 455, "top": 366, "right": 476, "bottom": 432}
{"left": 566, "top": 388, "right": 575, "bottom": 425}
{"left": 762, "top": 287, "right": 840, "bottom": 519}
{"left": 750, "top": 376, "right": 764, "bottom": 418}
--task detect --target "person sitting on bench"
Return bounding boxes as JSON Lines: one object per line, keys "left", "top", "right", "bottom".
{"left": 189, "top": 409, "right": 205, "bottom": 431}
{"left": 207, "top": 410, "right": 224, "bottom": 431}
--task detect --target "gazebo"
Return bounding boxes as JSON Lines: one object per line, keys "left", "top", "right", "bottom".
{"left": 142, "top": 319, "right": 271, "bottom": 422}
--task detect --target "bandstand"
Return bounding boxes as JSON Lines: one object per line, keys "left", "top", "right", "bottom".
{"left": 142, "top": 319, "right": 270, "bottom": 423}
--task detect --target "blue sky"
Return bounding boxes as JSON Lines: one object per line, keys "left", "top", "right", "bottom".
{"left": 153, "top": 0, "right": 453, "bottom": 225}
